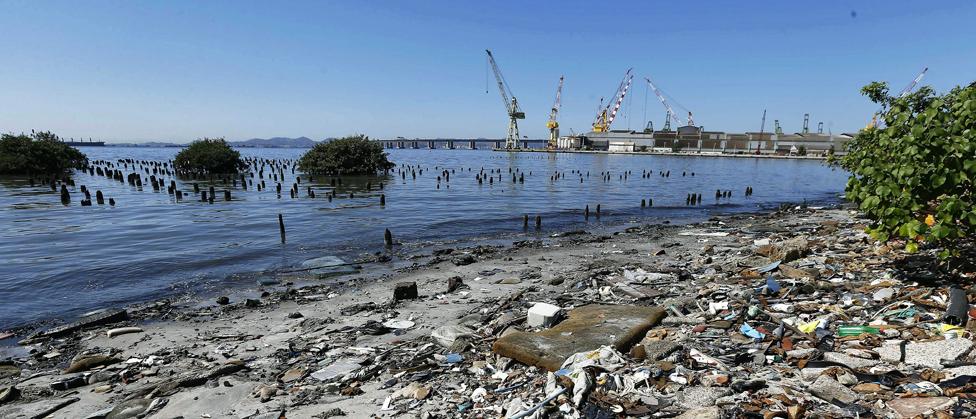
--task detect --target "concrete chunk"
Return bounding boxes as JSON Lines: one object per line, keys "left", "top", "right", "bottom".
{"left": 492, "top": 304, "right": 666, "bottom": 371}
{"left": 809, "top": 375, "right": 858, "bottom": 405}
{"left": 877, "top": 339, "right": 973, "bottom": 369}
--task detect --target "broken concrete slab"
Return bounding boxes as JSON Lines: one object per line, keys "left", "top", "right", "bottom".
{"left": 877, "top": 339, "right": 973, "bottom": 369}
{"left": 886, "top": 396, "right": 956, "bottom": 418}
{"left": 492, "top": 304, "right": 666, "bottom": 371}
{"left": 822, "top": 352, "right": 879, "bottom": 369}
{"left": 809, "top": 375, "right": 858, "bottom": 405}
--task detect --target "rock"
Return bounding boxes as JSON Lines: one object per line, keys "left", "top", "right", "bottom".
{"left": 280, "top": 367, "right": 306, "bottom": 383}
{"left": 0, "top": 396, "right": 79, "bottom": 418}
{"left": 0, "top": 385, "right": 18, "bottom": 404}
{"left": 255, "top": 384, "right": 277, "bottom": 402}
{"left": 452, "top": 254, "right": 476, "bottom": 266}
{"left": 757, "top": 237, "right": 809, "bottom": 263}
{"left": 852, "top": 383, "right": 883, "bottom": 393}
{"left": 65, "top": 354, "right": 120, "bottom": 373}
{"left": 809, "top": 375, "right": 858, "bottom": 405}
{"left": 677, "top": 387, "right": 730, "bottom": 409}
{"left": 396, "top": 382, "right": 431, "bottom": 400}
{"left": 216, "top": 296, "right": 230, "bottom": 305}
{"left": 244, "top": 299, "right": 261, "bottom": 308}
{"left": 106, "top": 398, "right": 154, "bottom": 419}
{"left": 642, "top": 340, "right": 681, "bottom": 361}
{"left": 878, "top": 339, "right": 973, "bottom": 369}
{"left": 777, "top": 264, "right": 811, "bottom": 279}
{"left": 88, "top": 369, "right": 117, "bottom": 384}
{"left": 287, "top": 312, "right": 303, "bottom": 319}
{"left": 886, "top": 397, "right": 956, "bottom": 418}
{"left": 675, "top": 406, "right": 720, "bottom": 419}
{"left": 393, "top": 282, "right": 418, "bottom": 301}
{"left": 0, "top": 364, "right": 20, "bottom": 380}
{"left": 302, "top": 256, "right": 358, "bottom": 278}
{"left": 822, "top": 352, "right": 879, "bottom": 369}
{"left": 493, "top": 304, "right": 666, "bottom": 371}
{"left": 446, "top": 276, "right": 464, "bottom": 293}
{"left": 526, "top": 303, "right": 562, "bottom": 328}
{"left": 496, "top": 277, "right": 521, "bottom": 285}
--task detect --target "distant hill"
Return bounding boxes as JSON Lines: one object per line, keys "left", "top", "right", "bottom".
{"left": 230, "top": 137, "right": 318, "bottom": 148}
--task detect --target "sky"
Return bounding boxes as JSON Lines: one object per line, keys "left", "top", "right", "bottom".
{"left": 0, "top": 1, "right": 974, "bottom": 143}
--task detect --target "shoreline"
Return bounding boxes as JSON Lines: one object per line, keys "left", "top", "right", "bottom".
{"left": 492, "top": 148, "right": 832, "bottom": 160}
{"left": 3, "top": 202, "right": 969, "bottom": 418}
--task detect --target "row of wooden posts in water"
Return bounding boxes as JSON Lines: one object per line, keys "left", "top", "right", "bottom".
{"left": 44, "top": 159, "right": 759, "bottom": 242}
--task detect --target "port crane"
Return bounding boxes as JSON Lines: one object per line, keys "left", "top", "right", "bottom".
{"left": 546, "top": 75, "right": 564, "bottom": 149}
{"left": 644, "top": 76, "right": 695, "bottom": 128}
{"left": 485, "top": 49, "right": 525, "bottom": 149}
{"left": 592, "top": 69, "right": 633, "bottom": 133}
{"left": 867, "top": 67, "right": 928, "bottom": 129}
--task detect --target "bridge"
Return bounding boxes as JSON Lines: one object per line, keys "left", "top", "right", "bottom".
{"left": 375, "top": 138, "right": 548, "bottom": 150}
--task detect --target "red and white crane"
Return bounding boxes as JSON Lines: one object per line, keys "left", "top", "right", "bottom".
{"left": 592, "top": 68, "right": 633, "bottom": 133}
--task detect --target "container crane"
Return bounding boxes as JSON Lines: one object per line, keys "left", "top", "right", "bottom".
{"left": 592, "top": 69, "right": 633, "bottom": 133}
{"left": 485, "top": 49, "right": 525, "bottom": 149}
{"left": 867, "top": 67, "right": 927, "bottom": 129}
{"left": 546, "top": 75, "right": 564, "bottom": 149}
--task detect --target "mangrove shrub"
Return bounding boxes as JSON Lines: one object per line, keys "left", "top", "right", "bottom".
{"left": 0, "top": 131, "right": 88, "bottom": 175}
{"left": 174, "top": 138, "right": 244, "bottom": 175}
{"left": 298, "top": 135, "right": 394, "bottom": 175}
{"left": 840, "top": 81, "right": 976, "bottom": 257}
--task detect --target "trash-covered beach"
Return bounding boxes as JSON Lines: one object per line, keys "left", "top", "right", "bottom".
{"left": 3, "top": 204, "right": 975, "bottom": 418}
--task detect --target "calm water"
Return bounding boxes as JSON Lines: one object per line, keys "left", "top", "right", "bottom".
{"left": 0, "top": 147, "right": 848, "bottom": 329}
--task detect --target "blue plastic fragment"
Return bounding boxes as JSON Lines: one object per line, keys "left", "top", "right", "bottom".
{"left": 756, "top": 260, "right": 781, "bottom": 274}
{"left": 740, "top": 322, "right": 766, "bottom": 340}
{"left": 765, "top": 275, "right": 781, "bottom": 294}
{"left": 445, "top": 353, "right": 464, "bottom": 363}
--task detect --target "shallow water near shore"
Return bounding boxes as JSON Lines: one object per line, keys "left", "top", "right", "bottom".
{"left": 0, "top": 147, "right": 848, "bottom": 330}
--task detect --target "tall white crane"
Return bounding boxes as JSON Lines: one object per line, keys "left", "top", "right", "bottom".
{"left": 592, "top": 69, "right": 633, "bottom": 133}
{"left": 546, "top": 76, "right": 564, "bottom": 149}
{"left": 645, "top": 77, "right": 685, "bottom": 127}
{"left": 485, "top": 50, "right": 525, "bottom": 149}
{"left": 867, "top": 67, "right": 928, "bottom": 129}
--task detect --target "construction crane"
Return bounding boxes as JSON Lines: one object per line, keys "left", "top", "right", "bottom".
{"left": 644, "top": 76, "right": 690, "bottom": 128}
{"left": 592, "top": 69, "right": 633, "bottom": 133}
{"left": 867, "top": 67, "right": 928, "bottom": 129}
{"left": 546, "top": 75, "right": 564, "bottom": 149}
{"left": 485, "top": 49, "right": 525, "bottom": 149}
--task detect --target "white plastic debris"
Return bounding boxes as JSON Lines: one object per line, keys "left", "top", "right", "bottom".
{"left": 527, "top": 302, "right": 562, "bottom": 328}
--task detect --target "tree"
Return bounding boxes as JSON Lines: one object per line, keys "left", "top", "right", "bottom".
{"left": 838, "top": 81, "right": 976, "bottom": 258}
{"left": 797, "top": 145, "right": 807, "bottom": 156}
{"left": 0, "top": 131, "right": 88, "bottom": 176}
{"left": 174, "top": 138, "right": 244, "bottom": 176}
{"left": 298, "top": 135, "right": 394, "bottom": 175}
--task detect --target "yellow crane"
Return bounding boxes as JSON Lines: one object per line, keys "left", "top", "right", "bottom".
{"left": 592, "top": 69, "right": 633, "bottom": 133}
{"left": 546, "top": 75, "right": 564, "bottom": 149}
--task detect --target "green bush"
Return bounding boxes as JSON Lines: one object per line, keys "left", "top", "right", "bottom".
{"left": 298, "top": 135, "right": 394, "bottom": 175}
{"left": 839, "top": 81, "right": 976, "bottom": 257}
{"left": 0, "top": 131, "right": 88, "bottom": 175}
{"left": 174, "top": 138, "right": 244, "bottom": 175}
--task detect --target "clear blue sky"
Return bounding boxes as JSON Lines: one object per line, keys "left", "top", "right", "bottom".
{"left": 1, "top": 1, "right": 973, "bottom": 142}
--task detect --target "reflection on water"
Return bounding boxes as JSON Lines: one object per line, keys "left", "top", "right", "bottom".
{"left": 0, "top": 147, "right": 849, "bottom": 329}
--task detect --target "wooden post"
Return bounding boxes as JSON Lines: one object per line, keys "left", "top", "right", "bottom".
{"left": 523, "top": 214, "right": 528, "bottom": 228}
{"left": 384, "top": 228, "right": 393, "bottom": 247}
{"left": 535, "top": 215, "right": 541, "bottom": 229}
{"left": 278, "top": 214, "right": 286, "bottom": 243}
{"left": 380, "top": 194, "right": 386, "bottom": 206}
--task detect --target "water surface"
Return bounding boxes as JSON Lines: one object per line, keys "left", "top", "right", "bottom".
{"left": 0, "top": 147, "right": 848, "bottom": 329}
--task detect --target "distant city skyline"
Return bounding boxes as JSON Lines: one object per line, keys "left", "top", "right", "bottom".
{"left": 1, "top": 1, "right": 974, "bottom": 142}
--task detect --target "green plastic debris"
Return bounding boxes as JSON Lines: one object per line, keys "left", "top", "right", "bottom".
{"left": 837, "top": 325, "right": 880, "bottom": 336}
